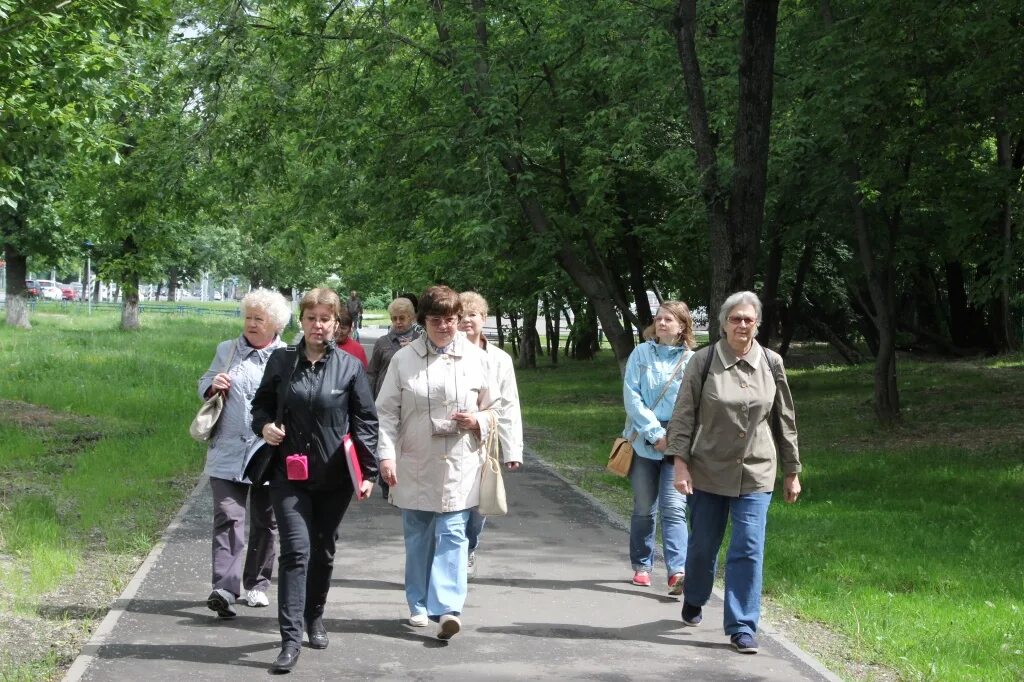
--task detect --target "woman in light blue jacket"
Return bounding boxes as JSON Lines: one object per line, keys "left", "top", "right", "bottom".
{"left": 622, "top": 300, "right": 696, "bottom": 593}
{"left": 197, "top": 288, "right": 290, "bottom": 618}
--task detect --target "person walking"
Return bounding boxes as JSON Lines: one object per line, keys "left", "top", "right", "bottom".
{"left": 375, "top": 285, "right": 498, "bottom": 640}
{"left": 198, "top": 288, "right": 290, "bottom": 618}
{"left": 666, "top": 290, "right": 802, "bottom": 655}
{"left": 251, "top": 287, "right": 378, "bottom": 673}
{"left": 457, "top": 292, "right": 523, "bottom": 578}
{"left": 621, "top": 301, "right": 695, "bottom": 593}
{"left": 346, "top": 290, "right": 363, "bottom": 337}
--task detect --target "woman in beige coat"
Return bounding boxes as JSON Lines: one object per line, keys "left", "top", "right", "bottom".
{"left": 376, "top": 285, "right": 498, "bottom": 641}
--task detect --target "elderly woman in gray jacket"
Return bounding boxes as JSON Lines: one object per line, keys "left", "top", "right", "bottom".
{"left": 198, "top": 288, "right": 291, "bottom": 618}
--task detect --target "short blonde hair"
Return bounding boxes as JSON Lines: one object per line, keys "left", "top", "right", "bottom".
{"left": 642, "top": 300, "right": 696, "bottom": 349}
{"left": 388, "top": 297, "right": 415, "bottom": 318}
{"left": 459, "top": 291, "right": 488, "bottom": 317}
{"left": 241, "top": 288, "right": 291, "bottom": 332}
{"left": 299, "top": 288, "right": 342, "bottom": 320}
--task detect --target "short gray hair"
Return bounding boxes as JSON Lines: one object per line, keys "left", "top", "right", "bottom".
{"left": 718, "top": 291, "right": 762, "bottom": 338}
{"left": 242, "top": 288, "right": 291, "bottom": 332}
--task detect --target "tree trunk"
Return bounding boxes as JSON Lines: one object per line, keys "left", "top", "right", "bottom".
{"left": 760, "top": 220, "right": 784, "bottom": 348}
{"left": 121, "top": 275, "right": 141, "bottom": 330}
{"left": 3, "top": 243, "right": 32, "bottom": 329}
{"left": 167, "top": 266, "right": 179, "bottom": 302}
{"left": 155, "top": 281, "right": 164, "bottom": 301}
{"left": 994, "top": 127, "right": 1019, "bottom": 351}
{"left": 671, "top": 0, "right": 780, "bottom": 340}
{"left": 778, "top": 238, "right": 815, "bottom": 357}
{"left": 508, "top": 313, "right": 520, "bottom": 358}
{"left": 518, "top": 300, "right": 540, "bottom": 369}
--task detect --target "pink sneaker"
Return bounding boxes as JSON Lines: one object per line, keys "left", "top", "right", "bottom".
{"left": 632, "top": 570, "right": 651, "bottom": 587}
{"left": 668, "top": 572, "right": 685, "bottom": 596}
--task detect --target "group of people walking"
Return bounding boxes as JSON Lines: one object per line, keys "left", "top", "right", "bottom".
{"left": 196, "top": 286, "right": 800, "bottom": 672}
{"left": 197, "top": 285, "right": 522, "bottom": 672}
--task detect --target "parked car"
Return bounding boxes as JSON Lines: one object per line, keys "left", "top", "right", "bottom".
{"left": 24, "top": 279, "right": 40, "bottom": 297}
{"left": 59, "top": 283, "right": 78, "bottom": 301}
{"left": 35, "top": 279, "right": 63, "bottom": 301}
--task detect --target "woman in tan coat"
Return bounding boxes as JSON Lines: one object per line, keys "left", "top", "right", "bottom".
{"left": 375, "top": 285, "right": 498, "bottom": 641}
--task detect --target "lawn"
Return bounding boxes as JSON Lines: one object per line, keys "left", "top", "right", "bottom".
{"left": 0, "top": 308, "right": 238, "bottom": 679}
{"left": 516, "top": 347, "right": 1024, "bottom": 681}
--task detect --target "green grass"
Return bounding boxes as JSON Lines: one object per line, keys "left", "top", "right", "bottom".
{"left": 516, "top": 348, "right": 1024, "bottom": 682}
{"left": 0, "top": 309, "right": 236, "bottom": 678}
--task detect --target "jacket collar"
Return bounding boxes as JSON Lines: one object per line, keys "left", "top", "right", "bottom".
{"left": 715, "top": 338, "right": 763, "bottom": 370}
{"left": 410, "top": 332, "right": 470, "bottom": 359}
{"left": 236, "top": 334, "right": 285, "bottom": 362}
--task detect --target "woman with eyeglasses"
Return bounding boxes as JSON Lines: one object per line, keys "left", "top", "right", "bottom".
{"left": 665, "top": 291, "right": 802, "bottom": 656}
{"left": 375, "top": 285, "right": 498, "bottom": 641}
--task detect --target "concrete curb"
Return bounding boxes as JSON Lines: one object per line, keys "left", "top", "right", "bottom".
{"left": 62, "top": 476, "right": 210, "bottom": 682}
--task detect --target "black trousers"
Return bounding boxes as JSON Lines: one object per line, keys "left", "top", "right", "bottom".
{"left": 270, "top": 480, "right": 354, "bottom": 646}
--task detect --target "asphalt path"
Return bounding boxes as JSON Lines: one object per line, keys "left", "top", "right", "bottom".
{"left": 64, "top": 326, "right": 837, "bottom": 681}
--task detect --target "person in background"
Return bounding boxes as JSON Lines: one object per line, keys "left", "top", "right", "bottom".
{"left": 251, "top": 287, "right": 378, "bottom": 673}
{"left": 367, "top": 296, "right": 421, "bottom": 398}
{"left": 335, "top": 308, "right": 368, "bottom": 369}
{"left": 198, "top": 288, "right": 291, "bottom": 618}
{"left": 457, "top": 291, "right": 522, "bottom": 578}
{"left": 666, "top": 290, "right": 802, "bottom": 655}
{"left": 621, "top": 301, "right": 696, "bottom": 594}
{"left": 346, "top": 290, "right": 363, "bottom": 335}
{"left": 375, "top": 285, "right": 498, "bottom": 640}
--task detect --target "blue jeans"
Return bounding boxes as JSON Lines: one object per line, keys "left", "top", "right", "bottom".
{"left": 467, "top": 508, "right": 485, "bottom": 552}
{"left": 628, "top": 455, "right": 688, "bottom": 575}
{"left": 402, "top": 509, "right": 471, "bottom": 619}
{"left": 683, "top": 489, "right": 772, "bottom": 636}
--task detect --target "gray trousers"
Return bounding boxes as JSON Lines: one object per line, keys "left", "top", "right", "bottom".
{"left": 210, "top": 477, "right": 278, "bottom": 597}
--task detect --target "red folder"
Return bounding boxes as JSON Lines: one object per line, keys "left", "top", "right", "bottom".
{"left": 343, "top": 434, "right": 366, "bottom": 497}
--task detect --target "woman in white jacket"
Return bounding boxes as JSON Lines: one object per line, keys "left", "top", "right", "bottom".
{"left": 376, "top": 285, "right": 498, "bottom": 641}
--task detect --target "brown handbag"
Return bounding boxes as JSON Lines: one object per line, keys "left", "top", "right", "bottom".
{"left": 606, "top": 433, "right": 637, "bottom": 477}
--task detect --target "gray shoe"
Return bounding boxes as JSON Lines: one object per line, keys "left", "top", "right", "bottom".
{"left": 467, "top": 551, "right": 477, "bottom": 578}
{"left": 207, "top": 589, "right": 237, "bottom": 618}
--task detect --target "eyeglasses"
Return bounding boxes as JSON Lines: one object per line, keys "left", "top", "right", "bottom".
{"left": 728, "top": 315, "right": 757, "bottom": 327}
{"left": 426, "top": 315, "right": 459, "bottom": 327}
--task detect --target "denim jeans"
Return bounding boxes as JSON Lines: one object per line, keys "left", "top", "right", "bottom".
{"left": 628, "top": 455, "right": 688, "bottom": 575}
{"left": 402, "top": 509, "right": 471, "bottom": 619}
{"left": 467, "top": 508, "right": 486, "bottom": 552}
{"left": 683, "top": 489, "right": 772, "bottom": 636}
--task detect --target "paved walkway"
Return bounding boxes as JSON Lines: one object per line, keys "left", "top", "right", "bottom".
{"left": 64, "top": 328, "right": 838, "bottom": 681}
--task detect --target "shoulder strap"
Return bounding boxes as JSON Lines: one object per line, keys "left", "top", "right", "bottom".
{"left": 651, "top": 350, "right": 688, "bottom": 408}
{"left": 761, "top": 345, "right": 781, "bottom": 383}
{"left": 276, "top": 347, "right": 302, "bottom": 426}
{"left": 689, "top": 342, "right": 716, "bottom": 452}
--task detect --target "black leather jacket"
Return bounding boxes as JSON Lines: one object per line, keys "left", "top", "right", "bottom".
{"left": 251, "top": 340, "right": 379, "bottom": 490}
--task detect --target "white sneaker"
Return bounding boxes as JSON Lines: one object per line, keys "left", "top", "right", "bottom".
{"left": 467, "top": 551, "right": 477, "bottom": 579}
{"left": 409, "top": 613, "right": 429, "bottom": 627}
{"left": 437, "top": 614, "right": 461, "bottom": 640}
{"left": 245, "top": 589, "right": 269, "bottom": 607}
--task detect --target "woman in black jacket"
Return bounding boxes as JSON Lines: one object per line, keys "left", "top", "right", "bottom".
{"left": 251, "top": 287, "right": 378, "bottom": 673}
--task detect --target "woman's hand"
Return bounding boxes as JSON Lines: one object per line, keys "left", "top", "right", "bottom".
{"left": 672, "top": 459, "right": 693, "bottom": 495}
{"left": 783, "top": 473, "right": 801, "bottom": 503}
{"left": 262, "top": 422, "right": 286, "bottom": 446}
{"left": 451, "top": 411, "right": 479, "bottom": 431}
{"left": 357, "top": 480, "right": 374, "bottom": 500}
{"left": 653, "top": 436, "right": 668, "bottom": 452}
{"left": 380, "top": 459, "right": 398, "bottom": 487}
{"left": 210, "top": 372, "right": 232, "bottom": 394}
{"left": 505, "top": 462, "right": 521, "bottom": 472}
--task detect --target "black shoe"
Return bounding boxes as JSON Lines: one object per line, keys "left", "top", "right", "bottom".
{"left": 681, "top": 602, "right": 703, "bottom": 627}
{"left": 206, "top": 589, "right": 236, "bottom": 619}
{"left": 306, "top": 617, "right": 328, "bottom": 650}
{"left": 271, "top": 644, "right": 300, "bottom": 673}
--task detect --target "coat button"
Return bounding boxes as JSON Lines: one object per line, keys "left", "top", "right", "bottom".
{"left": 738, "top": 431, "right": 746, "bottom": 438}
